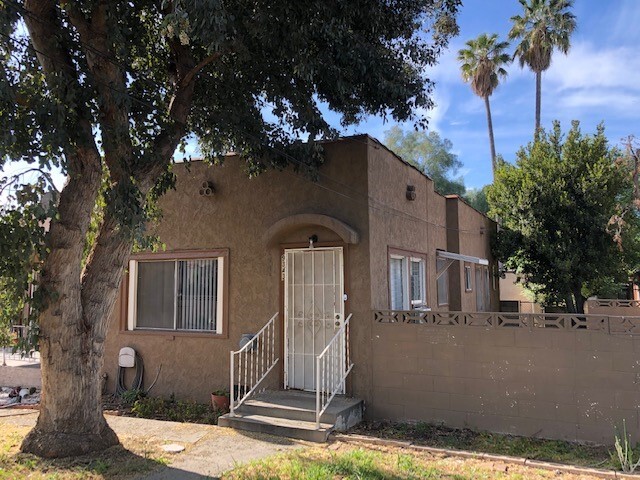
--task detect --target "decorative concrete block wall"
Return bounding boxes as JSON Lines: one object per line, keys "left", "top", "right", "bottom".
{"left": 370, "top": 311, "right": 640, "bottom": 444}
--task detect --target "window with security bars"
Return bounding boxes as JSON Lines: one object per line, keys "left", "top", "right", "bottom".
{"left": 128, "top": 256, "right": 224, "bottom": 333}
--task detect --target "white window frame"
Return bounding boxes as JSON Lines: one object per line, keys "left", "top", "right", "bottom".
{"left": 464, "top": 264, "right": 473, "bottom": 292}
{"left": 409, "top": 257, "right": 426, "bottom": 307}
{"left": 127, "top": 254, "right": 225, "bottom": 334}
{"left": 436, "top": 257, "right": 449, "bottom": 306}
{"left": 389, "top": 250, "right": 427, "bottom": 310}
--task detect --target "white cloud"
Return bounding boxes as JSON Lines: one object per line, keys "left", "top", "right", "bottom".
{"left": 425, "top": 90, "right": 451, "bottom": 133}
{"left": 545, "top": 42, "right": 640, "bottom": 92}
{"left": 540, "top": 41, "right": 640, "bottom": 116}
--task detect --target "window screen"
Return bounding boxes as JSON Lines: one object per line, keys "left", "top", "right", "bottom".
{"left": 136, "top": 261, "right": 175, "bottom": 329}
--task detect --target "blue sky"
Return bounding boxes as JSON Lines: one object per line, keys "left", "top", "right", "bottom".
{"left": 326, "top": 0, "right": 640, "bottom": 189}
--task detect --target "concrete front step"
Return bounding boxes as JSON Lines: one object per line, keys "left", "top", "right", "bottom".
{"left": 241, "top": 390, "right": 363, "bottom": 427}
{"left": 218, "top": 390, "right": 364, "bottom": 443}
{"left": 218, "top": 413, "right": 333, "bottom": 442}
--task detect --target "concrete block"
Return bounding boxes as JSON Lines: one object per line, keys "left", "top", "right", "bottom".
{"left": 432, "top": 375, "right": 466, "bottom": 394}
{"left": 612, "top": 351, "right": 640, "bottom": 373}
{"left": 417, "top": 360, "right": 449, "bottom": 377}
{"left": 463, "top": 343, "right": 497, "bottom": 363}
{"left": 531, "top": 382, "right": 575, "bottom": 404}
{"left": 366, "top": 403, "right": 405, "bottom": 422}
{"left": 392, "top": 389, "right": 450, "bottom": 410}
{"left": 490, "top": 330, "right": 516, "bottom": 347}
{"left": 614, "top": 390, "right": 640, "bottom": 410}
{"left": 432, "top": 344, "right": 465, "bottom": 362}
{"left": 514, "top": 329, "right": 551, "bottom": 349}
{"left": 401, "top": 374, "right": 434, "bottom": 392}
{"left": 447, "top": 360, "right": 483, "bottom": 379}
{"left": 575, "top": 370, "right": 636, "bottom": 390}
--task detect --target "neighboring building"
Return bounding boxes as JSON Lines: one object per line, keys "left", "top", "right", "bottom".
{"left": 499, "top": 272, "right": 544, "bottom": 313}
{"left": 103, "top": 135, "right": 498, "bottom": 438}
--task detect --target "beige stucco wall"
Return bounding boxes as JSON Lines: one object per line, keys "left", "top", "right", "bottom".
{"left": 103, "top": 135, "right": 498, "bottom": 408}
{"left": 371, "top": 320, "right": 640, "bottom": 444}
{"left": 104, "top": 139, "right": 373, "bottom": 403}
{"left": 366, "top": 141, "right": 446, "bottom": 312}
{"left": 500, "top": 273, "right": 544, "bottom": 313}
{"left": 445, "top": 197, "right": 499, "bottom": 312}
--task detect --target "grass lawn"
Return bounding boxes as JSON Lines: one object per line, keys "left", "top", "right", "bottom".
{"left": 352, "top": 421, "right": 614, "bottom": 470}
{"left": 0, "top": 424, "right": 168, "bottom": 479}
{"left": 223, "top": 442, "right": 597, "bottom": 480}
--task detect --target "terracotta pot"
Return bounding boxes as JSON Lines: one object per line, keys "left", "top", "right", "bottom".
{"left": 211, "top": 393, "right": 230, "bottom": 412}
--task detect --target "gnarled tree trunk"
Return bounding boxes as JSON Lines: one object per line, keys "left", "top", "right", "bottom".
{"left": 20, "top": 0, "right": 196, "bottom": 458}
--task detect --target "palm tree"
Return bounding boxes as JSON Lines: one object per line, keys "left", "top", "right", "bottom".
{"left": 509, "top": 0, "right": 576, "bottom": 136}
{"left": 458, "top": 33, "right": 511, "bottom": 178}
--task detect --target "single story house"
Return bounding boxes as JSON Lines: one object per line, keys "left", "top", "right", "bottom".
{"left": 103, "top": 134, "right": 499, "bottom": 439}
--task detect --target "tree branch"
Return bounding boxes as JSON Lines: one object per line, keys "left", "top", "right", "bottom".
{"left": 23, "top": 0, "right": 101, "bottom": 179}
{"left": 65, "top": 0, "right": 131, "bottom": 183}
{"left": 180, "top": 51, "right": 225, "bottom": 87}
{"left": 135, "top": 37, "right": 196, "bottom": 192}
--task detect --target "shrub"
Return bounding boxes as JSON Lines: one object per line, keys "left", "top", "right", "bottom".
{"left": 611, "top": 420, "right": 640, "bottom": 473}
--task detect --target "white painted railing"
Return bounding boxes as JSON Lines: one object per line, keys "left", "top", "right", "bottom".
{"left": 229, "top": 312, "right": 279, "bottom": 417}
{"left": 315, "top": 313, "right": 353, "bottom": 429}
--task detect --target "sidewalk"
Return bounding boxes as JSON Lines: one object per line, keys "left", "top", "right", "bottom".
{"left": 0, "top": 409, "right": 305, "bottom": 479}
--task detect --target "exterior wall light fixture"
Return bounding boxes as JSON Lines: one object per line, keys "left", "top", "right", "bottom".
{"left": 199, "top": 181, "right": 215, "bottom": 197}
{"left": 406, "top": 185, "right": 416, "bottom": 201}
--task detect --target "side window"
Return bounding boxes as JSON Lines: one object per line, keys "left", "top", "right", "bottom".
{"left": 389, "top": 250, "right": 427, "bottom": 310}
{"left": 464, "top": 264, "right": 473, "bottom": 292}
{"left": 128, "top": 253, "right": 226, "bottom": 334}
{"left": 436, "top": 257, "right": 449, "bottom": 306}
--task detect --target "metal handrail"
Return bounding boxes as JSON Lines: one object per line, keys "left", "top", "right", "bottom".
{"left": 229, "top": 312, "right": 279, "bottom": 417}
{"left": 315, "top": 313, "right": 353, "bottom": 429}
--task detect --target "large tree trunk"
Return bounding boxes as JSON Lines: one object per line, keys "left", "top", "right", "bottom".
{"left": 20, "top": 0, "right": 196, "bottom": 458}
{"left": 20, "top": 155, "right": 122, "bottom": 458}
{"left": 484, "top": 95, "right": 497, "bottom": 179}
{"left": 534, "top": 71, "right": 542, "bottom": 138}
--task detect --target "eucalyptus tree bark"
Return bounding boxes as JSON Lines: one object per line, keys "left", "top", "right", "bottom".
{"left": 534, "top": 71, "right": 542, "bottom": 138}
{"left": 20, "top": 0, "right": 196, "bottom": 458}
{"left": 483, "top": 95, "right": 497, "bottom": 178}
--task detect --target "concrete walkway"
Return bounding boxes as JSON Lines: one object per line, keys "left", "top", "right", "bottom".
{"left": 0, "top": 409, "right": 306, "bottom": 479}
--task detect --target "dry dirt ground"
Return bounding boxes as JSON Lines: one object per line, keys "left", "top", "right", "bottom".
{"left": 0, "top": 410, "right": 626, "bottom": 479}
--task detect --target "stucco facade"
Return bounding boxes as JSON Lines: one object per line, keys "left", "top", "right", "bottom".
{"left": 103, "top": 135, "right": 499, "bottom": 407}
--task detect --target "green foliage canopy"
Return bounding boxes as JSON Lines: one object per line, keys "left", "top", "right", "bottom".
{"left": 384, "top": 126, "right": 466, "bottom": 196}
{"left": 464, "top": 186, "right": 489, "bottom": 214}
{"left": 488, "top": 121, "right": 639, "bottom": 312}
{"left": 0, "top": 0, "right": 463, "bottom": 319}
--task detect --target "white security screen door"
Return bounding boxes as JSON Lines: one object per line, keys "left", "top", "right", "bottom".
{"left": 284, "top": 247, "right": 345, "bottom": 391}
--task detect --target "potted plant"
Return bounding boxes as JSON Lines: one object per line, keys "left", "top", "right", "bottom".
{"left": 211, "top": 389, "right": 230, "bottom": 412}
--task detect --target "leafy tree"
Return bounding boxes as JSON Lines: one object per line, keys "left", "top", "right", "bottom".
{"left": 457, "top": 33, "right": 511, "bottom": 177}
{"left": 509, "top": 0, "right": 576, "bottom": 136}
{"left": 464, "top": 186, "right": 490, "bottom": 214}
{"left": 0, "top": 0, "right": 460, "bottom": 457}
{"left": 384, "top": 126, "right": 465, "bottom": 196}
{"left": 487, "top": 121, "right": 637, "bottom": 313}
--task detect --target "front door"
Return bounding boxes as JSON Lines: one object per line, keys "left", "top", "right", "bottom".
{"left": 284, "top": 247, "right": 345, "bottom": 391}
